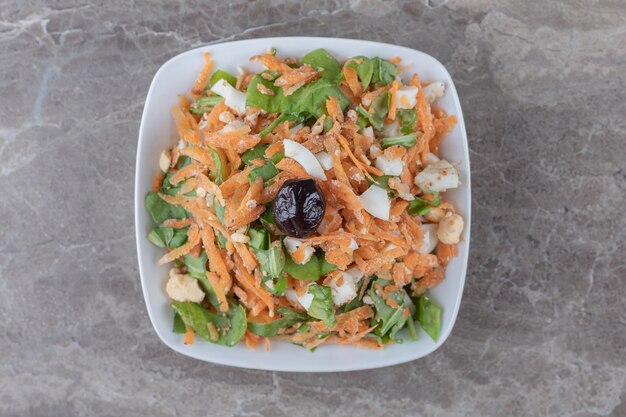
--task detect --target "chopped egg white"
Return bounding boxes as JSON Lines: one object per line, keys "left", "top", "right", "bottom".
{"left": 359, "top": 184, "right": 391, "bottom": 220}
{"left": 289, "top": 123, "right": 304, "bottom": 135}
{"left": 329, "top": 271, "right": 358, "bottom": 306}
{"left": 422, "top": 152, "right": 440, "bottom": 166}
{"left": 419, "top": 223, "right": 439, "bottom": 254}
{"left": 210, "top": 79, "right": 247, "bottom": 114}
{"left": 414, "top": 159, "right": 459, "bottom": 193}
{"left": 283, "top": 139, "right": 327, "bottom": 180}
{"left": 423, "top": 81, "right": 445, "bottom": 103}
{"left": 315, "top": 151, "right": 334, "bottom": 170}
{"left": 362, "top": 126, "right": 375, "bottom": 139}
{"left": 344, "top": 267, "right": 364, "bottom": 282}
{"left": 159, "top": 150, "right": 171, "bottom": 173}
{"left": 395, "top": 86, "right": 419, "bottom": 109}
{"left": 348, "top": 238, "right": 359, "bottom": 250}
{"left": 283, "top": 237, "right": 315, "bottom": 265}
{"left": 286, "top": 285, "right": 314, "bottom": 310}
{"left": 383, "top": 120, "right": 400, "bottom": 137}
{"left": 375, "top": 155, "right": 404, "bottom": 176}
{"left": 219, "top": 119, "right": 246, "bottom": 134}
{"left": 165, "top": 269, "right": 205, "bottom": 303}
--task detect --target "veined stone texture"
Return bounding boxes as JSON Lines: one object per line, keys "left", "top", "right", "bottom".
{"left": 0, "top": 1, "right": 624, "bottom": 416}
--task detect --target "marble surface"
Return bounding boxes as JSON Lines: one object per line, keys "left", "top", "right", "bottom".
{"left": 1, "top": 1, "right": 624, "bottom": 416}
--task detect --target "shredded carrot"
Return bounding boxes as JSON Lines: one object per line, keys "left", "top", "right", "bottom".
{"left": 206, "top": 271, "right": 229, "bottom": 312}
{"left": 157, "top": 224, "right": 200, "bottom": 265}
{"left": 152, "top": 172, "right": 164, "bottom": 192}
{"left": 190, "top": 52, "right": 214, "bottom": 98}
{"left": 183, "top": 327, "right": 195, "bottom": 345}
{"left": 388, "top": 80, "right": 400, "bottom": 121}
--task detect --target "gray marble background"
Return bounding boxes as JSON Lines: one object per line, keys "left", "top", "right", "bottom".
{"left": 1, "top": 1, "right": 624, "bottom": 416}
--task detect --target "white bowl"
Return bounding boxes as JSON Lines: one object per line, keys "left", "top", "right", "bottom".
{"left": 134, "top": 37, "right": 471, "bottom": 372}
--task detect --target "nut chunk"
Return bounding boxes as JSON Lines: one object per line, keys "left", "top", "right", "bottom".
{"left": 166, "top": 268, "right": 205, "bottom": 303}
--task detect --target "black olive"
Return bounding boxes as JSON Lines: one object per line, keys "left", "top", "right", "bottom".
{"left": 273, "top": 179, "right": 326, "bottom": 238}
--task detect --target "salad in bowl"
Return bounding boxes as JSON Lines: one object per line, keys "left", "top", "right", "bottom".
{"left": 143, "top": 46, "right": 464, "bottom": 352}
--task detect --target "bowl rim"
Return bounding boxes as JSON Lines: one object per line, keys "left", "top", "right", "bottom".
{"left": 134, "top": 36, "right": 471, "bottom": 372}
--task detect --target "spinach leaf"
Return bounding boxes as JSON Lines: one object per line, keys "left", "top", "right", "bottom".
{"left": 168, "top": 228, "right": 189, "bottom": 248}
{"left": 357, "top": 58, "right": 374, "bottom": 89}
{"left": 171, "top": 300, "right": 247, "bottom": 346}
{"left": 272, "top": 275, "right": 287, "bottom": 296}
{"left": 320, "top": 255, "right": 337, "bottom": 275}
{"left": 148, "top": 226, "right": 187, "bottom": 249}
{"left": 147, "top": 228, "right": 166, "bottom": 248}
{"left": 213, "top": 197, "right": 225, "bottom": 223}
{"left": 248, "top": 307, "right": 307, "bottom": 337}
{"left": 416, "top": 296, "right": 442, "bottom": 342}
{"left": 252, "top": 241, "right": 285, "bottom": 280}
{"left": 357, "top": 91, "right": 389, "bottom": 131}
{"left": 249, "top": 161, "right": 279, "bottom": 184}
{"left": 406, "top": 316, "right": 418, "bottom": 341}
{"left": 260, "top": 201, "right": 276, "bottom": 225}
{"left": 172, "top": 312, "right": 186, "bottom": 334}
{"left": 397, "top": 109, "right": 417, "bottom": 134}
{"left": 284, "top": 252, "right": 321, "bottom": 281}
{"left": 381, "top": 133, "right": 416, "bottom": 148}
{"left": 145, "top": 192, "right": 187, "bottom": 224}
{"left": 190, "top": 96, "right": 223, "bottom": 114}
{"left": 242, "top": 144, "right": 268, "bottom": 165}
{"left": 183, "top": 251, "right": 208, "bottom": 279}
{"left": 370, "top": 57, "right": 397, "bottom": 87}
{"left": 289, "top": 78, "right": 349, "bottom": 118}
{"left": 248, "top": 227, "right": 269, "bottom": 250}
{"left": 206, "top": 147, "right": 224, "bottom": 184}
{"left": 210, "top": 69, "right": 237, "bottom": 87}
{"left": 369, "top": 278, "right": 411, "bottom": 340}
{"left": 407, "top": 192, "right": 441, "bottom": 216}
{"left": 367, "top": 174, "right": 393, "bottom": 190}
{"left": 246, "top": 73, "right": 284, "bottom": 113}
{"left": 307, "top": 284, "right": 336, "bottom": 328}
{"left": 301, "top": 48, "right": 342, "bottom": 82}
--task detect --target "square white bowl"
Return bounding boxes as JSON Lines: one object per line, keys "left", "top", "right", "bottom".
{"left": 135, "top": 37, "right": 471, "bottom": 372}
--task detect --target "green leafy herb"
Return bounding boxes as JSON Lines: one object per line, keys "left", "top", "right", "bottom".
{"left": 307, "top": 284, "right": 336, "bottom": 328}
{"left": 206, "top": 147, "right": 224, "bottom": 184}
{"left": 147, "top": 229, "right": 166, "bottom": 248}
{"left": 252, "top": 241, "right": 285, "bottom": 280}
{"left": 367, "top": 174, "right": 393, "bottom": 190}
{"left": 284, "top": 252, "right": 321, "bottom": 281}
{"left": 172, "top": 312, "right": 186, "bottom": 334}
{"left": 183, "top": 251, "right": 208, "bottom": 279}
{"left": 210, "top": 69, "right": 237, "bottom": 87}
{"left": 356, "top": 58, "right": 374, "bottom": 89}
{"left": 145, "top": 192, "right": 187, "bottom": 224}
{"left": 417, "top": 296, "right": 442, "bottom": 342}
{"left": 213, "top": 197, "right": 226, "bottom": 223}
{"left": 246, "top": 74, "right": 349, "bottom": 119}
{"left": 248, "top": 227, "right": 269, "bottom": 250}
{"left": 381, "top": 133, "right": 416, "bottom": 149}
{"left": 171, "top": 300, "right": 247, "bottom": 346}
{"left": 249, "top": 161, "right": 279, "bottom": 184}
{"left": 190, "top": 96, "right": 223, "bottom": 114}
{"left": 248, "top": 307, "right": 307, "bottom": 337}
{"left": 242, "top": 144, "right": 269, "bottom": 165}
{"left": 369, "top": 278, "right": 412, "bottom": 340}
{"left": 319, "top": 255, "right": 337, "bottom": 275}
{"left": 301, "top": 48, "right": 342, "bottom": 82}
{"left": 260, "top": 201, "right": 276, "bottom": 225}
{"left": 357, "top": 91, "right": 390, "bottom": 131}
{"left": 397, "top": 109, "right": 417, "bottom": 134}
{"left": 168, "top": 228, "right": 189, "bottom": 248}
{"left": 370, "top": 57, "right": 397, "bottom": 87}
{"left": 407, "top": 192, "right": 440, "bottom": 216}
{"left": 406, "top": 316, "right": 418, "bottom": 341}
